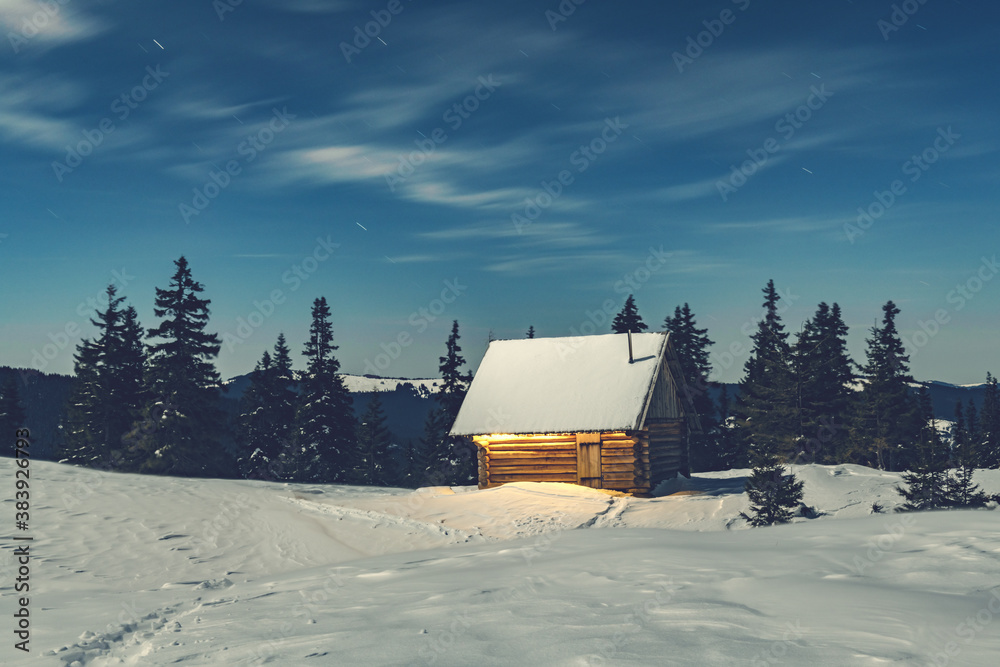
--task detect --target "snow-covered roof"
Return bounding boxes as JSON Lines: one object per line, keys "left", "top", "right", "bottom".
{"left": 450, "top": 332, "right": 669, "bottom": 436}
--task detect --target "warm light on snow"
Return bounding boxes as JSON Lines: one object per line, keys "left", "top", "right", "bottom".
{"left": 5, "top": 459, "right": 1000, "bottom": 665}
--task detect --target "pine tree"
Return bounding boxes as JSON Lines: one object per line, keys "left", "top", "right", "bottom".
{"left": 715, "top": 384, "right": 746, "bottom": 470}
{"left": 420, "top": 407, "right": 450, "bottom": 486}
{"left": 611, "top": 295, "right": 648, "bottom": 334}
{"left": 236, "top": 334, "right": 298, "bottom": 480}
{"left": 526, "top": 326, "right": 535, "bottom": 339}
{"left": 137, "top": 257, "right": 229, "bottom": 477}
{"left": 966, "top": 398, "right": 980, "bottom": 454}
{"left": 438, "top": 321, "right": 472, "bottom": 425}
{"left": 238, "top": 349, "right": 275, "bottom": 477}
{"left": 738, "top": 280, "right": 798, "bottom": 459}
{"left": 292, "top": 297, "right": 357, "bottom": 482}
{"left": 898, "top": 386, "right": 950, "bottom": 510}
{"left": 63, "top": 286, "right": 147, "bottom": 468}
{"left": 423, "top": 321, "right": 475, "bottom": 485}
{"left": 664, "top": 303, "right": 717, "bottom": 470}
{"left": 952, "top": 401, "right": 967, "bottom": 455}
{"left": 0, "top": 376, "right": 27, "bottom": 436}
{"left": 271, "top": 332, "right": 297, "bottom": 421}
{"left": 356, "top": 394, "right": 393, "bottom": 485}
{"left": 741, "top": 450, "right": 805, "bottom": 526}
{"left": 980, "top": 373, "right": 1000, "bottom": 468}
{"left": 64, "top": 336, "right": 101, "bottom": 462}
{"left": 849, "top": 301, "right": 919, "bottom": 471}
{"left": 945, "top": 400, "right": 989, "bottom": 507}
{"left": 399, "top": 438, "right": 425, "bottom": 487}
{"left": 792, "top": 303, "right": 855, "bottom": 463}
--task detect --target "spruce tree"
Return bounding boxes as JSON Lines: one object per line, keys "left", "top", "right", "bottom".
{"left": 664, "top": 303, "right": 717, "bottom": 470}
{"left": 238, "top": 349, "right": 275, "bottom": 477}
{"left": 356, "top": 394, "right": 392, "bottom": 485}
{"left": 849, "top": 301, "right": 918, "bottom": 471}
{"left": 738, "top": 280, "right": 798, "bottom": 459}
{"left": 965, "top": 398, "right": 980, "bottom": 454}
{"left": 423, "top": 321, "right": 474, "bottom": 485}
{"left": 64, "top": 337, "right": 101, "bottom": 462}
{"left": 952, "top": 401, "right": 967, "bottom": 455}
{"left": 236, "top": 334, "right": 298, "bottom": 480}
{"left": 898, "top": 386, "right": 950, "bottom": 510}
{"left": 611, "top": 295, "right": 648, "bottom": 334}
{"left": 420, "top": 408, "right": 450, "bottom": 486}
{"left": 399, "top": 438, "right": 425, "bottom": 487}
{"left": 137, "top": 257, "right": 228, "bottom": 477}
{"left": 945, "top": 400, "right": 989, "bottom": 507}
{"left": 792, "top": 303, "right": 855, "bottom": 463}
{"left": 742, "top": 451, "right": 805, "bottom": 526}
{"left": 715, "top": 384, "right": 746, "bottom": 470}
{"left": 437, "top": 320, "right": 473, "bottom": 425}
{"left": 63, "top": 286, "right": 147, "bottom": 468}
{"left": 0, "top": 376, "right": 27, "bottom": 436}
{"left": 980, "top": 373, "right": 1000, "bottom": 468}
{"left": 526, "top": 326, "right": 535, "bottom": 339}
{"left": 292, "top": 297, "right": 357, "bottom": 482}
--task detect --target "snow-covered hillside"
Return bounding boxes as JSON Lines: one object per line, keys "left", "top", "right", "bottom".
{"left": 4, "top": 460, "right": 1000, "bottom": 665}
{"left": 222, "top": 373, "right": 440, "bottom": 399}
{"left": 340, "top": 375, "right": 440, "bottom": 395}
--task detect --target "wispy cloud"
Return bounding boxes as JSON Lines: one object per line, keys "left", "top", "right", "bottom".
{"left": 485, "top": 251, "right": 633, "bottom": 274}
{"left": 0, "top": 74, "right": 82, "bottom": 150}
{"left": 0, "top": 0, "right": 106, "bottom": 50}
{"left": 258, "top": 0, "right": 355, "bottom": 13}
{"left": 703, "top": 216, "right": 847, "bottom": 234}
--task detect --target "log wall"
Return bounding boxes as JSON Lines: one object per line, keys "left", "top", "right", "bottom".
{"left": 475, "top": 432, "right": 653, "bottom": 494}
{"left": 647, "top": 418, "right": 688, "bottom": 483}
{"left": 475, "top": 434, "right": 579, "bottom": 487}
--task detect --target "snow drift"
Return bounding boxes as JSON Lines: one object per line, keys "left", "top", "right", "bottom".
{"left": 3, "top": 460, "right": 999, "bottom": 666}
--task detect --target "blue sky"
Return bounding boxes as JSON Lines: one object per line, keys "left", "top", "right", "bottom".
{"left": 1, "top": 0, "right": 998, "bottom": 384}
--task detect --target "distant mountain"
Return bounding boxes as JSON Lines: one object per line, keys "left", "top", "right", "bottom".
{"left": 2, "top": 364, "right": 990, "bottom": 463}
{"left": 0, "top": 367, "right": 73, "bottom": 460}
{"left": 220, "top": 373, "right": 440, "bottom": 445}
{"left": 913, "top": 380, "right": 988, "bottom": 420}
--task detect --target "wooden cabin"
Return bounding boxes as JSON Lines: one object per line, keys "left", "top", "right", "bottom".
{"left": 449, "top": 332, "right": 700, "bottom": 494}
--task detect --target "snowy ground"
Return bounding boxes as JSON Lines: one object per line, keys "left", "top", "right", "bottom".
{"left": 3, "top": 460, "right": 1000, "bottom": 666}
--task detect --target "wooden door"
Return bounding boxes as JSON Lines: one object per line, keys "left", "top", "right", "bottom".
{"left": 576, "top": 433, "right": 602, "bottom": 488}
